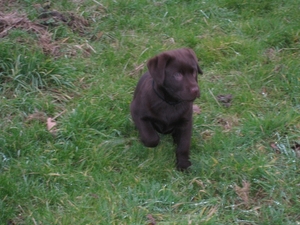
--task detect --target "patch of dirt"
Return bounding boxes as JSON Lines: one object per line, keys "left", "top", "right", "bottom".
{"left": 0, "top": 5, "right": 91, "bottom": 57}
{"left": 0, "top": 12, "right": 59, "bottom": 55}
{"left": 216, "top": 115, "right": 239, "bottom": 132}
{"left": 25, "top": 111, "right": 48, "bottom": 123}
{"left": 0, "top": 0, "right": 18, "bottom": 11}
{"left": 37, "top": 8, "right": 90, "bottom": 36}
{"left": 201, "top": 129, "right": 214, "bottom": 140}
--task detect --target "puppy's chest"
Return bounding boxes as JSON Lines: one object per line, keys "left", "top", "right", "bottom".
{"left": 151, "top": 118, "right": 185, "bottom": 134}
{"left": 150, "top": 104, "right": 190, "bottom": 134}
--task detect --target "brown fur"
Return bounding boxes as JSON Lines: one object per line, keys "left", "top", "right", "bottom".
{"left": 130, "top": 48, "right": 202, "bottom": 170}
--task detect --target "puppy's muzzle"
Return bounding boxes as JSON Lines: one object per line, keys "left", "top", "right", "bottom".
{"left": 191, "top": 86, "right": 200, "bottom": 98}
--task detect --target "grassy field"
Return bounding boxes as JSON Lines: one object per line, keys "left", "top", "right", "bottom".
{"left": 1, "top": 0, "right": 300, "bottom": 224}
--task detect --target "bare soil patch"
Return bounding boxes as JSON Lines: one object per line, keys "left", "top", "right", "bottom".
{"left": 0, "top": 9, "right": 90, "bottom": 56}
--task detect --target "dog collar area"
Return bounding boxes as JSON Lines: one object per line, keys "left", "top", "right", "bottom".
{"left": 152, "top": 80, "right": 181, "bottom": 106}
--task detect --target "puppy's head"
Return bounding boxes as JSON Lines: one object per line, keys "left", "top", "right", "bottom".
{"left": 147, "top": 48, "right": 202, "bottom": 102}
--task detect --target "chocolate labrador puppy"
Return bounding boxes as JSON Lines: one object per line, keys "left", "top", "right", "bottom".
{"left": 130, "top": 48, "right": 202, "bottom": 170}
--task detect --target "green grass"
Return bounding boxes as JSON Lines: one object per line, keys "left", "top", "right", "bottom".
{"left": 1, "top": 0, "right": 300, "bottom": 224}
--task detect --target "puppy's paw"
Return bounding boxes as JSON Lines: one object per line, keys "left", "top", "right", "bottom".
{"left": 176, "top": 159, "right": 192, "bottom": 171}
{"left": 141, "top": 135, "right": 160, "bottom": 148}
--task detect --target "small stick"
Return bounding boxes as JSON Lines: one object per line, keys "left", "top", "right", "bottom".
{"left": 52, "top": 109, "right": 66, "bottom": 120}
{"left": 208, "top": 88, "right": 222, "bottom": 107}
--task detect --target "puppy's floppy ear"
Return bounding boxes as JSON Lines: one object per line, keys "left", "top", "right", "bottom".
{"left": 147, "top": 53, "right": 171, "bottom": 86}
{"left": 197, "top": 64, "right": 203, "bottom": 75}
{"left": 185, "top": 48, "right": 203, "bottom": 75}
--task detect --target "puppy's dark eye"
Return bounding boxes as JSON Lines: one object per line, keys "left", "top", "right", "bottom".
{"left": 173, "top": 73, "right": 183, "bottom": 81}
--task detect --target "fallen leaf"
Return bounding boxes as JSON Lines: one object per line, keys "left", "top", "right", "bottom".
{"left": 234, "top": 180, "right": 250, "bottom": 205}
{"left": 47, "top": 117, "right": 57, "bottom": 133}
{"left": 291, "top": 142, "right": 300, "bottom": 158}
{"left": 193, "top": 104, "right": 201, "bottom": 114}
{"left": 147, "top": 214, "right": 156, "bottom": 225}
{"left": 45, "top": 110, "right": 66, "bottom": 135}
{"left": 270, "top": 142, "right": 281, "bottom": 154}
{"left": 217, "top": 94, "right": 233, "bottom": 107}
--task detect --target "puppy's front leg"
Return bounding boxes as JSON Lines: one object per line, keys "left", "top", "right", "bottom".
{"left": 134, "top": 118, "right": 160, "bottom": 148}
{"left": 172, "top": 121, "right": 192, "bottom": 170}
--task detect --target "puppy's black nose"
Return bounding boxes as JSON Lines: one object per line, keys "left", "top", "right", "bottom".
{"left": 191, "top": 87, "right": 200, "bottom": 98}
